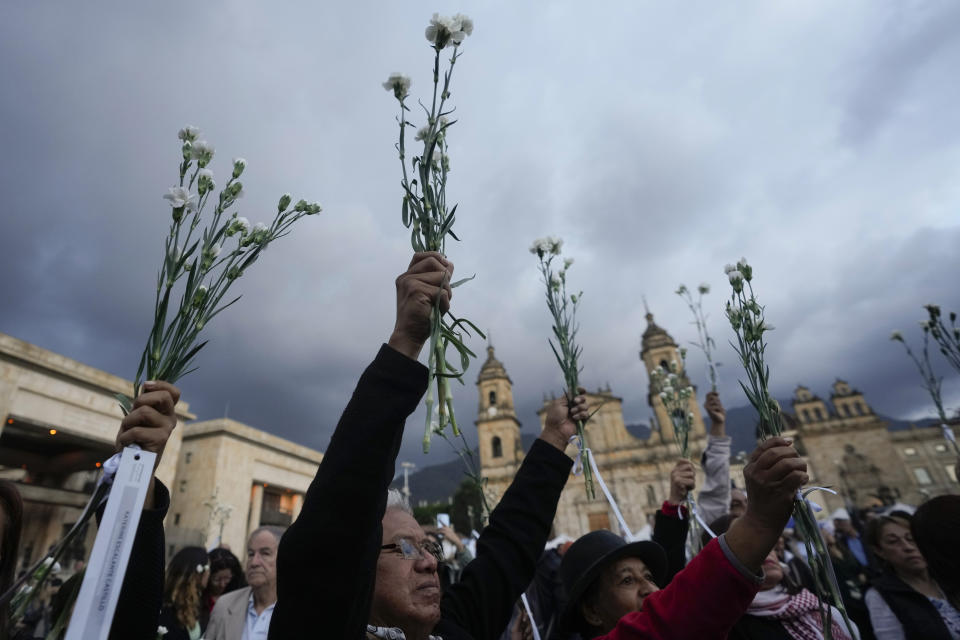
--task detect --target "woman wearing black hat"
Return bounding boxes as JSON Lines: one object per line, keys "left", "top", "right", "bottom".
{"left": 559, "top": 436, "right": 809, "bottom": 639}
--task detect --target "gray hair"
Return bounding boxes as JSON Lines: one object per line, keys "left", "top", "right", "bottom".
{"left": 386, "top": 489, "right": 412, "bottom": 515}
{"left": 248, "top": 525, "right": 286, "bottom": 546}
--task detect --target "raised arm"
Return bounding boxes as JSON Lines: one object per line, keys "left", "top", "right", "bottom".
{"left": 600, "top": 437, "right": 807, "bottom": 639}
{"left": 697, "top": 391, "right": 731, "bottom": 525}
{"left": 652, "top": 460, "right": 694, "bottom": 584}
{"left": 269, "top": 253, "right": 450, "bottom": 640}
{"left": 437, "top": 393, "right": 587, "bottom": 638}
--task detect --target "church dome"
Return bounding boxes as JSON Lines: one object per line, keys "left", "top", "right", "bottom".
{"left": 477, "top": 345, "right": 511, "bottom": 383}
{"left": 641, "top": 313, "right": 677, "bottom": 354}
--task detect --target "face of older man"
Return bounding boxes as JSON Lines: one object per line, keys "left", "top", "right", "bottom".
{"left": 371, "top": 508, "right": 442, "bottom": 634}
{"left": 246, "top": 530, "right": 279, "bottom": 590}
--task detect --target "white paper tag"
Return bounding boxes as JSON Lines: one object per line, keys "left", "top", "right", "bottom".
{"left": 65, "top": 446, "right": 156, "bottom": 640}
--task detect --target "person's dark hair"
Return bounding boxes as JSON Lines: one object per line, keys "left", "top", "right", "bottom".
{"left": 206, "top": 547, "right": 245, "bottom": 596}
{"left": 703, "top": 513, "right": 737, "bottom": 548}
{"left": 0, "top": 480, "right": 23, "bottom": 639}
{"left": 912, "top": 495, "right": 960, "bottom": 599}
{"left": 164, "top": 546, "right": 209, "bottom": 631}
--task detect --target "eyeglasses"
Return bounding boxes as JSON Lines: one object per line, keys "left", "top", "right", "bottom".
{"left": 380, "top": 537, "right": 443, "bottom": 563}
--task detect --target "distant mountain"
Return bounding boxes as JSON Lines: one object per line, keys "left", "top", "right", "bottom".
{"left": 393, "top": 404, "right": 939, "bottom": 506}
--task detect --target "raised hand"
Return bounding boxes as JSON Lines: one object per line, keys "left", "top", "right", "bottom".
{"left": 388, "top": 252, "right": 454, "bottom": 360}
{"left": 539, "top": 388, "right": 589, "bottom": 452}
{"left": 668, "top": 460, "right": 696, "bottom": 506}
{"left": 725, "top": 437, "right": 808, "bottom": 573}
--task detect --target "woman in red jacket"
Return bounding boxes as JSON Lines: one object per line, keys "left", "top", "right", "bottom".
{"left": 560, "top": 436, "right": 808, "bottom": 640}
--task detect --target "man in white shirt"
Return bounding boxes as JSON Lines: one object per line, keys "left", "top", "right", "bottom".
{"left": 206, "top": 526, "right": 283, "bottom": 640}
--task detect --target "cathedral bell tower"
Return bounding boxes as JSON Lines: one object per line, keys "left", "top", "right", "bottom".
{"left": 475, "top": 345, "right": 522, "bottom": 470}
{"left": 639, "top": 312, "right": 706, "bottom": 445}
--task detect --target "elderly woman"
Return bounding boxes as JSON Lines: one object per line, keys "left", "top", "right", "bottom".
{"left": 558, "top": 437, "right": 818, "bottom": 640}
{"left": 270, "top": 253, "right": 586, "bottom": 640}
{"left": 865, "top": 512, "right": 960, "bottom": 640}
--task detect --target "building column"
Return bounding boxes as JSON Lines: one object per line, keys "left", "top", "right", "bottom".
{"left": 291, "top": 493, "right": 303, "bottom": 521}
{"left": 247, "top": 484, "right": 264, "bottom": 540}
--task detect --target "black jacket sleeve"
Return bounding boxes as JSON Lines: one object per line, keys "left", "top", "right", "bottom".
{"left": 107, "top": 479, "right": 170, "bottom": 640}
{"left": 652, "top": 509, "right": 689, "bottom": 586}
{"left": 436, "top": 439, "right": 573, "bottom": 640}
{"left": 269, "top": 345, "right": 428, "bottom": 640}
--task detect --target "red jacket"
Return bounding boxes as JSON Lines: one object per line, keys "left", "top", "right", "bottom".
{"left": 598, "top": 536, "right": 762, "bottom": 639}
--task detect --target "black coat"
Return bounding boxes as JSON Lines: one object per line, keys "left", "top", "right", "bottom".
{"left": 652, "top": 509, "right": 688, "bottom": 586}
{"left": 270, "top": 345, "right": 573, "bottom": 639}
{"left": 870, "top": 572, "right": 954, "bottom": 640}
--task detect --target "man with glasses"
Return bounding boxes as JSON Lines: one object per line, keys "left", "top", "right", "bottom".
{"left": 269, "top": 252, "right": 587, "bottom": 639}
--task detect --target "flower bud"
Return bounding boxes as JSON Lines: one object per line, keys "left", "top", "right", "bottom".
{"left": 192, "top": 285, "right": 208, "bottom": 308}
{"left": 278, "top": 193, "right": 292, "bottom": 212}
{"left": 232, "top": 158, "right": 246, "bottom": 179}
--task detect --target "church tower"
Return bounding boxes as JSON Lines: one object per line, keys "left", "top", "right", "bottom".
{"left": 475, "top": 345, "right": 522, "bottom": 471}
{"left": 639, "top": 312, "right": 707, "bottom": 445}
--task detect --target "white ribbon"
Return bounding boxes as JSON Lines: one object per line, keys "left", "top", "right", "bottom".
{"left": 678, "top": 493, "right": 717, "bottom": 540}
{"left": 941, "top": 423, "right": 958, "bottom": 444}
{"left": 519, "top": 593, "right": 542, "bottom": 640}
{"left": 800, "top": 486, "right": 838, "bottom": 512}
{"left": 569, "top": 436, "right": 633, "bottom": 540}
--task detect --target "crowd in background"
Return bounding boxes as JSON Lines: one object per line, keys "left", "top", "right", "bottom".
{"left": 0, "top": 253, "right": 958, "bottom": 640}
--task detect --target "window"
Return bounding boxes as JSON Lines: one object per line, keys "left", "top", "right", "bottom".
{"left": 588, "top": 512, "right": 611, "bottom": 532}
{"left": 913, "top": 467, "right": 933, "bottom": 485}
{"left": 814, "top": 408, "right": 824, "bottom": 421}
{"left": 841, "top": 404, "right": 851, "bottom": 417}
{"left": 185, "top": 451, "right": 192, "bottom": 464}
{"left": 488, "top": 390, "right": 496, "bottom": 406}
{"left": 179, "top": 480, "right": 187, "bottom": 493}
{"left": 646, "top": 485, "right": 657, "bottom": 507}
{"left": 802, "top": 409, "right": 811, "bottom": 423}
{"left": 856, "top": 402, "right": 866, "bottom": 415}
{"left": 174, "top": 513, "right": 181, "bottom": 525}
{"left": 935, "top": 444, "right": 948, "bottom": 453}
{"left": 491, "top": 436, "right": 502, "bottom": 458}
{"left": 904, "top": 447, "right": 918, "bottom": 457}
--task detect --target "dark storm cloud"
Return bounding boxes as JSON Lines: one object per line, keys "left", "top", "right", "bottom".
{"left": 1, "top": 1, "right": 959, "bottom": 473}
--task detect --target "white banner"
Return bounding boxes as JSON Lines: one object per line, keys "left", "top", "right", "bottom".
{"left": 65, "top": 447, "right": 156, "bottom": 640}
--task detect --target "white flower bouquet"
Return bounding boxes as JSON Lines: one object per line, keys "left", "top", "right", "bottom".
{"left": 891, "top": 305, "right": 960, "bottom": 455}
{"left": 0, "top": 126, "right": 321, "bottom": 631}
{"left": 675, "top": 283, "right": 720, "bottom": 392}
{"left": 383, "top": 13, "right": 484, "bottom": 453}
{"left": 725, "top": 258, "right": 854, "bottom": 640}
{"left": 530, "top": 238, "right": 595, "bottom": 499}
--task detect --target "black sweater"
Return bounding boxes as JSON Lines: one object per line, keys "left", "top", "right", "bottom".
{"left": 269, "top": 345, "right": 573, "bottom": 639}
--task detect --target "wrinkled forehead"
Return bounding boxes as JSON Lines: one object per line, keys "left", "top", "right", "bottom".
{"left": 382, "top": 507, "right": 426, "bottom": 542}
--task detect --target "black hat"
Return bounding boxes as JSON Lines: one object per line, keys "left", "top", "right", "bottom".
{"left": 559, "top": 530, "right": 667, "bottom": 630}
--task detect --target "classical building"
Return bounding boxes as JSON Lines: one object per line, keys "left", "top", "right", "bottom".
{"left": 0, "top": 332, "right": 323, "bottom": 577}
{"left": 790, "top": 380, "right": 957, "bottom": 511}
{"left": 477, "top": 318, "right": 959, "bottom": 539}
{"left": 477, "top": 313, "right": 709, "bottom": 539}
{"left": 166, "top": 418, "right": 323, "bottom": 554}
{"left": 0, "top": 333, "right": 191, "bottom": 574}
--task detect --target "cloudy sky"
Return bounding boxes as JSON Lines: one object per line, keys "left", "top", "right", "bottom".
{"left": 2, "top": 1, "right": 960, "bottom": 473}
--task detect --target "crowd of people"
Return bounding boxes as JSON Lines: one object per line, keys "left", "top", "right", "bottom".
{"left": 1, "top": 252, "right": 959, "bottom": 639}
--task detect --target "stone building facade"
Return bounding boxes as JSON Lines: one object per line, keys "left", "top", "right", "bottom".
{"left": 790, "top": 381, "right": 957, "bottom": 512}
{"left": 166, "top": 418, "right": 323, "bottom": 554}
{"left": 477, "top": 319, "right": 959, "bottom": 539}
{"left": 0, "top": 332, "right": 323, "bottom": 576}
{"left": 0, "top": 333, "right": 191, "bottom": 574}
{"left": 477, "top": 314, "right": 709, "bottom": 539}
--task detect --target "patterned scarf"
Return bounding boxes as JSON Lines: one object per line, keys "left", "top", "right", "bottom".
{"left": 747, "top": 586, "right": 853, "bottom": 640}
{"left": 366, "top": 624, "right": 442, "bottom": 640}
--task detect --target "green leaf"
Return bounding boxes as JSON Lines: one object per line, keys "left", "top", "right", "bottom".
{"left": 402, "top": 196, "right": 410, "bottom": 227}
{"left": 115, "top": 393, "right": 133, "bottom": 415}
{"left": 449, "top": 274, "right": 475, "bottom": 289}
